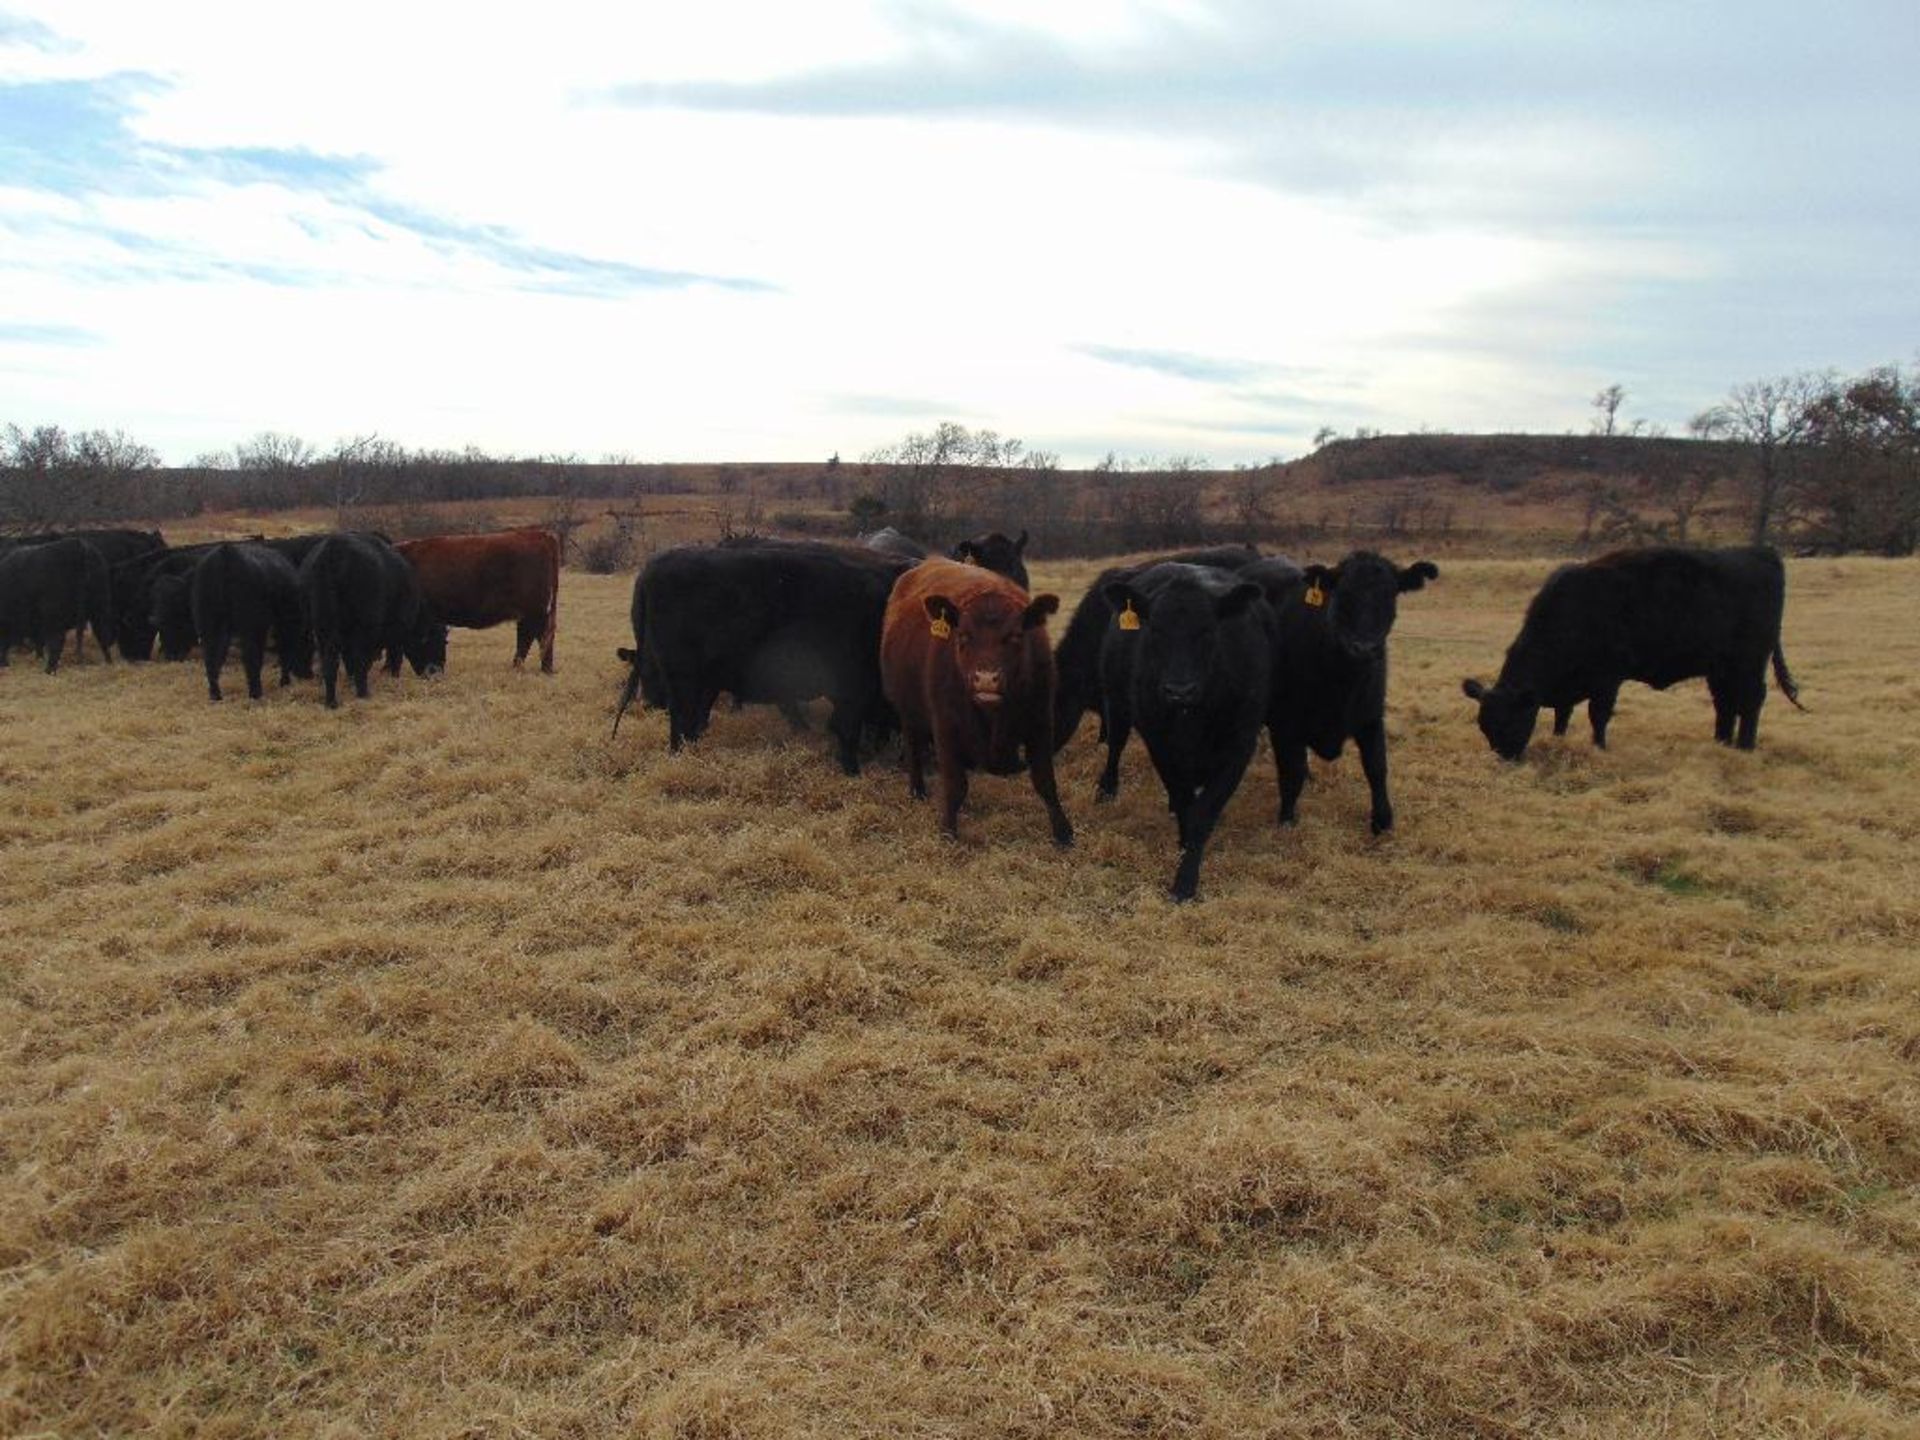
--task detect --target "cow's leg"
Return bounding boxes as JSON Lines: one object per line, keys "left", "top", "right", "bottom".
{"left": 319, "top": 643, "right": 341, "bottom": 708}
{"left": 1025, "top": 725, "right": 1074, "bottom": 847}
{"left": 1355, "top": 717, "right": 1394, "bottom": 835}
{"left": 1588, "top": 683, "right": 1619, "bottom": 749}
{"left": 778, "top": 699, "right": 812, "bottom": 733}
{"left": 1096, "top": 702, "right": 1131, "bottom": 802}
{"left": 1733, "top": 667, "right": 1766, "bottom": 750}
{"left": 1272, "top": 725, "right": 1309, "bottom": 827}
{"left": 347, "top": 639, "right": 374, "bottom": 699}
{"left": 1552, "top": 703, "right": 1573, "bottom": 736}
{"left": 1170, "top": 734, "right": 1259, "bottom": 902}
{"left": 826, "top": 700, "right": 862, "bottom": 776}
{"left": 934, "top": 727, "right": 969, "bottom": 838}
{"left": 1707, "top": 671, "right": 1737, "bottom": 744}
{"left": 240, "top": 629, "right": 267, "bottom": 700}
{"left": 1162, "top": 771, "right": 1194, "bottom": 849}
{"left": 514, "top": 616, "right": 537, "bottom": 668}
{"left": 42, "top": 627, "right": 62, "bottom": 674}
{"left": 905, "top": 726, "right": 931, "bottom": 800}
{"left": 203, "top": 624, "right": 229, "bottom": 702}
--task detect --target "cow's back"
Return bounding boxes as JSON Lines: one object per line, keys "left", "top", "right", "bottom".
{"left": 396, "top": 528, "right": 558, "bottom": 629}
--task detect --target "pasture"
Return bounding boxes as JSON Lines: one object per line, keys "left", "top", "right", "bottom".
{"left": 2, "top": 554, "right": 1917, "bottom": 1438}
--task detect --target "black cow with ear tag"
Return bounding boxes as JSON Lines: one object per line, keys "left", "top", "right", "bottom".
{"left": 1254, "top": 550, "right": 1438, "bottom": 836}
{"left": 1102, "top": 563, "right": 1274, "bottom": 902}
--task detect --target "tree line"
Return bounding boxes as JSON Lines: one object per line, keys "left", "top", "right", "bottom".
{"left": 5, "top": 359, "right": 1916, "bottom": 554}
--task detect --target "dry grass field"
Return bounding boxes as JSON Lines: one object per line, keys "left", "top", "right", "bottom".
{"left": 2, "top": 550, "right": 1917, "bottom": 1438}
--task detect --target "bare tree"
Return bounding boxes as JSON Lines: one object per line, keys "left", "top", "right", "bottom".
{"left": 1591, "top": 384, "right": 1626, "bottom": 436}
{"left": 1690, "top": 373, "right": 1826, "bottom": 544}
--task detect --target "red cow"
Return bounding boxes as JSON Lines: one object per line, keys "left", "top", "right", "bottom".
{"left": 880, "top": 558, "right": 1073, "bottom": 846}
{"left": 394, "top": 527, "right": 560, "bottom": 671}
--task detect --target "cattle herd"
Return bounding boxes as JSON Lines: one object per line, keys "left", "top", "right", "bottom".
{"left": 0, "top": 525, "right": 558, "bottom": 705}
{"left": 0, "top": 521, "right": 1802, "bottom": 902}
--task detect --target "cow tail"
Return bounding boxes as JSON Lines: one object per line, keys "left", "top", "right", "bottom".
{"left": 1772, "top": 641, "right": 1806, "bottom": 710}
{"left": 612, "top": 656, "right": 643, "bottom": 737}
{"left": 307, "top": 559, "right": 339, "bottom": 657}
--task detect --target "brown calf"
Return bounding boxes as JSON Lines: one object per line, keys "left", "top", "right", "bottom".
{"left": 880, "top": 558, "right": 1072, "bottom": 846}
{"left": 395, "top": 527, "right": 560, "bottom": 671}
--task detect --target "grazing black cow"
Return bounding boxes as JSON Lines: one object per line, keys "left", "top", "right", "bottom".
{"left": 1053, "top": 544, "right": 1264, "bottom": 756}
{"left": 0, "top": 537, "right": 116, "bottom": 672}
{"left": 298, "top": 533, "right": 443, "bottom": 707}
{"left": 1462, "top": 545, "right": 1801, "bottom": 759}
{"left": 190, "top": 543, "right": 312, "bottom": 701}
{"left": 10, "top": 529, "right": 163, "bottom": 659}
{"left": 862, "top": 526, "right": 929, "bottom": 562}
{"left": 613, "top": 539, "right": 912, "bottom": 773}
{"left": 1261, "top": 551, "right": 1438, "bottom": 835}
{"left": 1100, "top": 563, "right": 1272, "bottom": 901}
{"left": 950, "top": 530, "right": 1031, "bottom": 589}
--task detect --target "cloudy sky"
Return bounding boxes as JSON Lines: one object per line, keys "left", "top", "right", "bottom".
{"left": 2, "top": 2, "right": 1914, "bottom": 466}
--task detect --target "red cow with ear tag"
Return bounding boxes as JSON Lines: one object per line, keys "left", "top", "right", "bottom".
{"left": 880, "top": 558, "right": 1072, "bottom": 846}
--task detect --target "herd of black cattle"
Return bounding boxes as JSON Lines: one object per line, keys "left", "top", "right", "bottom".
{"left": 0, "top": 522, "right": 1800, "bottom": 900}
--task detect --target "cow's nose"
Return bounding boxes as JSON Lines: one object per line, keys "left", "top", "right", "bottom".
{"left": 1162, "top": 679, "right": 1202, "bottom": 706}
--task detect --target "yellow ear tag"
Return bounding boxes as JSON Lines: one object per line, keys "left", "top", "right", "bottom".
{"left": 1117, "top": 600, "right": 1141, "bottom": 632}
{"left": 929, "top": 615, "right": 952, "bottom": 639}
{"left": 1304, "top": 582, "right": 1326, "bottom": 608}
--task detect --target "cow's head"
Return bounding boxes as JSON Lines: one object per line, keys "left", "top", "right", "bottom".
{"left": 951, "top": 530, "right": 1031, "bottom": 590}
{"left": 403, "top": 616, "right": 448, "bottom": 676}
{"left": 148, "top": 575, "right": 195, "bottom": 660}
{"left": 1303, "top": 552, "right": 1438, "bottom": 659}
{"left": 924, "top": 588, "right": 1057, "bottom": 709}
{"left": 1104, "top": 572, "right": 1264, "bottom": 710}
{"left": 1461, "top": 677, "right": 1537, "bottom": 761}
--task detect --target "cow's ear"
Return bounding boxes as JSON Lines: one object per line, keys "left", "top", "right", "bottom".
{"left": 1216, "top": 581, "right": 1264, "bottom": 619}
{"left": 1398, "top": 560, "right": 1440, "bottom": 592}
{"left": 616, "top": 646, "right": 637, "bottom": 664}
{"left": 1462, "top": 678, "right": 1486, "bottom": 701}
{"left": 924, "top": 595, "right": 958, "bottom": 627}
{"left": 1101, "top": 581, "right": 1148, "bottom": 624}
{"left": 1015, "top": 529, "right": 1029, "bottom": 554}
{"left": 1022, "top": 593, "right": 1060, "bottom": 629}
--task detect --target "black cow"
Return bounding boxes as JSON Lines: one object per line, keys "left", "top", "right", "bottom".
{"left": 191, "top": 543, "right": 312, "bottom": 701}
{"left": 613, "top": 539, "right": 913, "bottom": 774}
{"left": 1462, "top": 545, "right": 1801, "bottom": 759}
{"left": 299, "top": 533, "right": 443, "bottom": 707}
{"left": 1052, "top": 544, "right": 1264, "bottom": 756}
{"left": 0, "top": 537, "right": 116, "bottom": 671}
{"left": 1100, "top": 563, "right": 1272, "bottom": 901}
{"left": 862, "top": 526, "right": 929, "bottom": 563}
{"left": 10, "top": 529, "right": 162, "bottom": 659}
{"left": 1261, "top": 551, "right": 1438, "bottom": 835}
{"left": 950, "top": 530, "right": 1031, "bottom": 589}
{"left": 8, "top": 527, "right": 164, "bottom": 565}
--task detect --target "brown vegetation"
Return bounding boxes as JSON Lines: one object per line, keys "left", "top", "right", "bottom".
{"left": 2, "top": 553, "right": 1917, "bottom": 1437}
